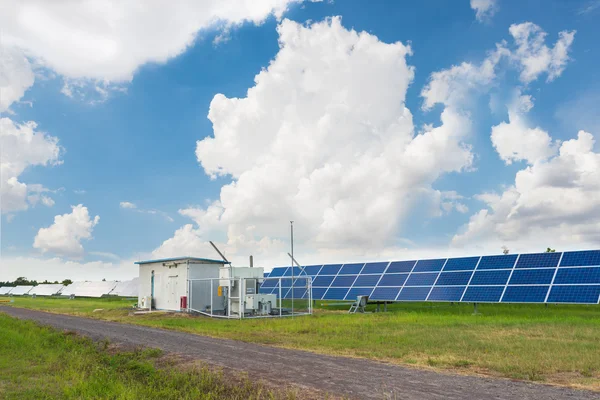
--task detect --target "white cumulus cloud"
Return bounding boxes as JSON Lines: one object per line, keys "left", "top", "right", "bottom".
{"left": 119, "top": 201, "right": 137, "bottom": 209}
{"left": 490, "top": 91, "right": 557, "bottom": 165}
{"left": 470, "top": 0, "right": 498, "bottom": 22}
{"left": 0, "top": 118, "right": 62, "bottom": 214}
{"left": 33, "top": 204, "right": 100, "bottom": 258}
{"left": 422, "top": 22, "right": 575, "bottom": 110}
{"left": 509, "top": 22, "right": 576, "bottom": 83}
{"left": 154, "top": 17, "right": 474, "bottom": 265}
{"left": 0, "top": 45, "right": 35, "bottom": 112}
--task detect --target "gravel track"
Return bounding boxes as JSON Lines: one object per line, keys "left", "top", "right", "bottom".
{"left": 1, "top": 306, "right": 597, "bottom": 400}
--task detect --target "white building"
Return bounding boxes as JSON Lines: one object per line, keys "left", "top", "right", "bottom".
{"left": 135, "top": 256, "right": 228, "bottom": 311}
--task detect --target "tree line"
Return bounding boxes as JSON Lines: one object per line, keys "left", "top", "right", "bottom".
{"left": 0, "top": 277, "right": 73, "bottom": 287}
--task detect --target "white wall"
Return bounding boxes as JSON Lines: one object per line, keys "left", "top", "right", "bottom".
{"left": 138, "top": 261, "right": 221, "bottom": 311}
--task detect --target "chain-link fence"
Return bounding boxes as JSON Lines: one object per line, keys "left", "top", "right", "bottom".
{"left": 188, "top": 276, "right": 312, "bottom": 319}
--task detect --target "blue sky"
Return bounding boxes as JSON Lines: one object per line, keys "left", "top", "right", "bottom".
{"left": 1, "top": 0, "right": 599, "bottom": 280}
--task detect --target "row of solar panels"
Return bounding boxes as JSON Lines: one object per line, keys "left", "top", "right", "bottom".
{"left": 260, "top": 250, "right": 600, "bottom": 304}
{"left": 0, "top": 278, "right": 139, "bottom": 298}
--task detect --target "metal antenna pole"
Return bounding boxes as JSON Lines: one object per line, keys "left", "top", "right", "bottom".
{"left": 209, "top": 241, "right": 230, "bottom": 264}
{"left": 290, "top": 221, "right": 294, "bottom": 318}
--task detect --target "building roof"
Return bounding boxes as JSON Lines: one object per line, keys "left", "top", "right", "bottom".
{"left": 135, "top": 256, "right": 229, "bottom": 265}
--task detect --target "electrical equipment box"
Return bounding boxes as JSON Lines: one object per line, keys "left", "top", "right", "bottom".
{"left": 245, "top": 293, "right": 276, "bottom": 315}
{"left": 219, "top": 266, "right": 266, "bottom": 315}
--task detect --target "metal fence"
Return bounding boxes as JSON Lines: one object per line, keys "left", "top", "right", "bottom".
{"left": 187, "top": 276, "right": 312, "bottom": 319}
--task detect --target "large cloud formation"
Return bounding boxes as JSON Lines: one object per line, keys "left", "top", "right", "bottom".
{"left": 33, "top": 204, "right": 100, "bottom": 258}
{"left": 1, "top": 0, "right": 312, "bottom": 82}
{"left": 154, "top": 17, "right": 475, "bottom": 264}
{"left": 153, "top": 18, "right": 590, "bottom": 265}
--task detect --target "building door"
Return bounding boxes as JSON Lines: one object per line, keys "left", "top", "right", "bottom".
{"left": 167, "top": 275, "right": 178, "bottom": 310}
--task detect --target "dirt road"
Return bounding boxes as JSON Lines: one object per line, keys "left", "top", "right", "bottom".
{"left": 1, "top": 306, "right": 596, "bottom": 399}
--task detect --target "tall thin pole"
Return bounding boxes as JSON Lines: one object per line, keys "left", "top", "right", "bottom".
{"left": 290, "top": 221, "right": 294, "bottom": 318}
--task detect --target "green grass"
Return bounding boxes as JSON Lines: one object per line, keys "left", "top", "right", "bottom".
{"left": 3, "top": 296, "right": 600, "bottom": 391}
{"left": 0, "top": 312, "right": 296, "bottom": 399}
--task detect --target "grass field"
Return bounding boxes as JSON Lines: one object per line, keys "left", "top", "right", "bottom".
{"left": 2, "top": 296, "right": 599, "bottom": 391}
{"left": 0, "top": 312, "right": 297, "bottom": 399}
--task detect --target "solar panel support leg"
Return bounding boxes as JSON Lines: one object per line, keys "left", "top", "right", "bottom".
{"left": 473, "top": 303, "right": 479, "bottom": 315}
{"left": 384, "top": 302, "right": 387, "bottom": 312}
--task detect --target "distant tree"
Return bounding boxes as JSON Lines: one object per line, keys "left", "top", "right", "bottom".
{"left": 13, "top": 277, "right": 37, "bottom": 286}
{"left": 61, "top": 279, "right": 73, "bottom": 286}
{"left": 502, "top": 246, "right": 509, "bottom": 255}
{"left": 546, "top": 248, "right": 556, "bottom": 253}
{"left": 14, "top": 277, "right": 28, "bottom": 285}
{"left": 102, "top": 278, "right": 106, "bottom": 282}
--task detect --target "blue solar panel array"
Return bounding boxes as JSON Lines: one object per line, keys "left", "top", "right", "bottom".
{"left": 260, "top": 250, "right": 600, "bottom": 304}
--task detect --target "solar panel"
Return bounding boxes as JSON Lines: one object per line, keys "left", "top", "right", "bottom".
{"left": 509, "top": 268, "right": 555, "bottom": 285}
{"left": 62, "top": 281, "right": 118, "bottom": 298}
{"left": 547, "top": 285, "right": 600, "bottom": 304}
{"left": 339, "top": 263, "right": 364, "bottom": 275}
{"left": 371, "top": 287, "right": 401, "bottom": 301}
{"left": 462, "top": 286, "right": 504, "bottom": 302}
{"left": 345, "top": 287, "right": 373, "bottom": 300}
{"left": 412, "top": 258, "right": 445, "bottom": 272}
{"left": 29, "top": 284, "right": 65, "bottom": 296}
{"left": 554, "top": 267, "right": 600, "bottom": 284}
{"left": 323, "top": 287, "right": 349, "bottom": 300}
{"left": 361, "top": 262, "right": 389, "bottom": 274}
{"left": 443, "top": 256, "right": 479, "bottom": 271}
{"left": 259, "top": 250, "right": 600, "bottom": 305}
{"left": 397, "top": 286, "right": 430, "bottom": 301}
{"left": 353, "top": 274, "right": 381, "bottom": 286}
{"left": 405, "top": 272, "right": 438, "bottom": 286}
{"left": 9, "top": 285, "right": 34, "bottom": 295}
{"left": 435, "top": 271, "right": 472, "bottom": 286}
{"left": 313, "top": 275, "right": 335, "bottom": 287}
{"left": 428, "top": 286, "right": 466, "bottom": 301}
{"left": 515, "top": 252, "right": 561, "bottom": 269}
{"left": 387, "top": 260, "right": 415, "bottom": 273}
{"left": 331, "top": 275, "right": 357, "bottom": 287}
{"left": 110, "top": 278, "right": 139, "bottom": 297}
{"left": 268, "top": 267, "right": 288, "bottom": 277}
{"left": 0, "top": 286, "right": 15, "bottom": 295}
{"left": 559, "top": 250, "right": 600, "bottom": 267}
{"left": 477, "top": 254, "right": 517, "bottom": 270}
{"left": 319, "top": 264, "right": 343, "bottom": 275}
{"left": 502, "top": 285, "right": 550, "bottom": 303}
{"left": 469, "top": 270, "right": 511, "bottom": 285}
{"left": 378, "top": 273, "right": 408, "bottom": 286}
{"left": 301, "top": 265, "right": 323, "bottom": 276}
